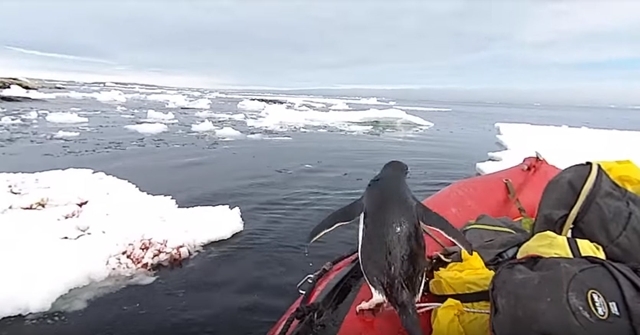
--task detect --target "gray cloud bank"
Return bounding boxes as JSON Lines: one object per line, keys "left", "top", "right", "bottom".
{"left": 0, "top": 1, "right": 639, "bottom": 104}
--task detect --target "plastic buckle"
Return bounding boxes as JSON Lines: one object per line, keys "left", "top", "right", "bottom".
{"left": 296, "top": 274, "right": 315, "bottom": 295}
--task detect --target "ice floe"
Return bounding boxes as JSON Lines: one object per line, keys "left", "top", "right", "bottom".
{"left": 53, "top": 130, "right": 80, "bottom": 138}
{"left": 476, "top": 123, "right": 640, "bottom": 175}
{"left": 45, "top": 112, "right": 88, "bottom": 124}
{"left": 124, "top": 123, "right": 168, "bottom": 135}
{"left": 215, "top": 126, "right": 244, "bottom": 139}
{"left": 195, "top": 111, "right": 246, "bottom": 121}
{"left": 329, "top": 102, "right": 351, "bottom": 110}
{"left": 0, "top": 168, "right": 243, "bottom": 319}
{"left": 147, "top": 94, "right": 211, "bottom": 109}
{"left": 237, "top": 99, "right": 267, "bottom": 111}
{"left": 22, "top": 111, "right": 39, "bottom": 120}
{"left": 191, "top": 120, "right": 216, "bottom": 132}
{"left": 245, "top": 104, "right": 433, "bottom": 132}
{"left": 0, "top": 85, "right": 52, "bottom": 100}
{"left": 0, "top": 116, "right": 22, "bottom": 125}
{"left": 145, "top": 109, "right": 175, "bottom": 122}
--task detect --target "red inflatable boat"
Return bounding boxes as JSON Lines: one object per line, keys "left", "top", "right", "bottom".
{"left": 268, "top": 156, "right": 561, "bottom": 335}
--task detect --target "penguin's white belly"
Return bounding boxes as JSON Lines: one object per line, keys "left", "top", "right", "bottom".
{"left": 357, "top": 212, "right": 387, "bottom": 301}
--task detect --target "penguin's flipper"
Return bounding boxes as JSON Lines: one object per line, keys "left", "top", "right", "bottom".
{"left": 415, "top": 202, "right": 473, "bottom": 253}
{"left": 307, "top": 197, "right": 364, "bottom": 244}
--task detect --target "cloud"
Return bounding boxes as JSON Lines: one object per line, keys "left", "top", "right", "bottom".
{"left": 0, "top": 0, "right": 638, "bottom": 96}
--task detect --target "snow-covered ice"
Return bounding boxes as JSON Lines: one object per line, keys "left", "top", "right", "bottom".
{"left": 216, "top": 127, "right": 244, "bottom": 139}
{"left": 22, "top": 111, "right": 39, "bottom": 120}
{"left": 168, "top": 98, "right": 210, "bottom": 109}
{"left": 0, "top": 84, "right": 440, "bottom": 138}
{"left": 59, "top": 90, "right": 130, "bottom": 103}
{"left": 237, "top": 99, "right": 267, "bottom": 111}
{"left": 245, "top": 105, "right": 433, "bottom": 131}
{"left": 195, "top": 111, "right": 246, "bottom": 121}
{"left": 147, "top": 94, "right": 211, "bottom": 109}
{"left": 329, "top": 102, "right": 351, "bottom": 110}
{"left": 0, "top": 168, "right": 243, "bottom": 319}
{"left": 145, "top": 109, "right": 175, "bottom": 121}
{"left": 124, "top": 123, "right": 168, "bottom": 135}
{"left": 0, "top": 116, "right": 22, "bottom": 125}
{"left": 217, "top": 93, "right": 394, "bottom": 107}
{"left": 93, "top": 90, "right": 127, "bottom": 103}
{"left": 475, "top": 123, "right": 640, "bottom": 175}
{"left": 191, "top": 120, "right": 216, "bottom": 132}
{"left": 246, "top": 134, "right": 292, "bottom": 140}
{"left": 53, "top": 130, "right": 80, "bottom": 138}
{"left": 45, "top": 112, "right": 88, "bottom": 124}
{"left": 0, "top": 85, "right": 52, "bottom": 100}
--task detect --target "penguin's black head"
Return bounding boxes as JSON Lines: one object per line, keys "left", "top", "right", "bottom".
{"left": 380, "top": 160, "right": 409, "bottom": 177}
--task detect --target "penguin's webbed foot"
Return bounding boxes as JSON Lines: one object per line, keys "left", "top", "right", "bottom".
{"left": 355, "top": 297, "right": 386, "bottom": 316}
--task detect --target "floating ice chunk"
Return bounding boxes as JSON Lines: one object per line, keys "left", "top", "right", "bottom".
{"left": 116, "top": 106, "right": 127, "bottom": 112}
{"left": 196, "top": 111, "right": 246, "bottom": 121}
{"left": 194, "top": 111, "right": 215, "bottom": 119}
{"left": 120, "top": 115, "right": 135, "bottom": 119}
{"left": 475, "top": 123, "right": 640, "bottom": 175}
{"left": 237, "top": 99, "right": 267, "bottom": 111}
{"left": 57, "top": 90, "right": 128, "bottom": 103}
{"left": 191, "top": 120, "right": 216, "bottom": 132}
{"left": 53, "top": 130, "right": 80, "bottom": 138}
{"left": 146, "top": 110, "right": 175, "bottom": 121}
{"left": 246, "top": 134, "right": 293, "bottom": 140}
{"left": 329, "top": 102, "right": 351, "bottom": 110}
{"left": 0, "top": 85, "right": 52, "bottom": 100}
{"left": 95, "top": 90, "right": 127, "bottom": 103}
{"left": 215, "top": 127, "right": 244, "bottom": 139}
{"left": 0, "top": 168, "right": 244, "bottom": 319}
{"left": 246, "top": 105, "right": 433, "bottom": 131}
{"left": 46, "top": 112, "right": 88, "bottom": 124}
{"left": 0, "top": 116, "right": 22, "bottom": 125}
{"left": 194, "top": 110, "right": 214, "bottom": 118}
{"left": 345, "top": 125, "right": 374, "bottom": 132}
{"left": 177, "top": 98, "right": 211, "bottom": 109}
{"left": 394, "top": 106, "right": 452, "bottom": 112}
{"left": 124, "top": 123, "right": 168, "bottom": 135}
{"left": 147, "top": 94, "right": 210, "bottom": 109}
{"left": 22, "top": 111, "right": 39, "bottom": 120}
{"left": 147, "top": 94, "right": 188, "bottom": 105}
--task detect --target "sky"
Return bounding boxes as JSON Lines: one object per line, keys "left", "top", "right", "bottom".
{"left": 0, "top": 1, "right": 639, "bottom": 103}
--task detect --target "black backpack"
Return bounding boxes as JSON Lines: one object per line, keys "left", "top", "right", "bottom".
{"left": 533, "top": 161, "right": 640, "bottom": 265}
{"left": 490, "top": 255, "right": 640, "bottom": 335}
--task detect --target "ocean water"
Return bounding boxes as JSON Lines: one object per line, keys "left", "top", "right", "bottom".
{"left": 1, "top": 82, "right": 639, "bottom": 335}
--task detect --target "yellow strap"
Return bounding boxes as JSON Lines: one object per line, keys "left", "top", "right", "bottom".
{"left": 561, "top": 162, "right": 599, "bottom": 236}
{"left": 463, "top": 224, "right": 516, "bottom": 234}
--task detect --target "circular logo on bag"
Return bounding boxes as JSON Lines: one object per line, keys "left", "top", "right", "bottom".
{"left": 587, "top": 289, "right": 609, "bottom": 320}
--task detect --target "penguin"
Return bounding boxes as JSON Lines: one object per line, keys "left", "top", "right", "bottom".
{"left": 307, "top": 160, "right": 473, "bottom": 335}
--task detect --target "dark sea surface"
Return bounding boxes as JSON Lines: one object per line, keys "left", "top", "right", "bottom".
{"left": 1, "top": 82, "right": 639, "bottom": 335}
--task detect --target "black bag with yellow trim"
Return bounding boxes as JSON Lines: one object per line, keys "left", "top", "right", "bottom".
{"left": 424, "top": 214, "right": 531, "bottom": 335}
{"left": 533, "top": 160, "right": 640, "bottom": 265}
{"left": 490, "top": 230, "right": 640, "bottom": 335}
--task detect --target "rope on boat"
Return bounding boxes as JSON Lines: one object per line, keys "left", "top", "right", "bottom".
{"left": 277, "top": 248, "right": 357, "bottom": 335}
{"left": 416, "top": 302, "right": 490, "bottom": 315}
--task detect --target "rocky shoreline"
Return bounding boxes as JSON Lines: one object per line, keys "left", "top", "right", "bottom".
{"left": 0, "top": 77, "right": 39, "bottom": 90}
{"left": 0, "top": 77, "right": 66, "bottom": 102}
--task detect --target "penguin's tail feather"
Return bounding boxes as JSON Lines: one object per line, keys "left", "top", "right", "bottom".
{"left": 394, "top": 298, "right": 424, "bottom": 335}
